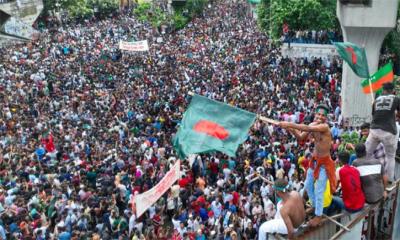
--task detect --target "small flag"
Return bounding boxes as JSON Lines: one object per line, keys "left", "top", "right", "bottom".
{"left": 173, "top": 94, "right": 256, "bottom": 158}
{"left": 361, "top": 62, "right": 394, "bottom": 94}
{"left": 334, "top": 42, "right": 370, "bottom": 78}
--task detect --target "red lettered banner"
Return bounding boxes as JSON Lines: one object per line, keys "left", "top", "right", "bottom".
{"left": 134, "top": 160, "right": 180, "bottom": 217}
{"left": 119, "top": 40, "right": 149, "bottom": 52}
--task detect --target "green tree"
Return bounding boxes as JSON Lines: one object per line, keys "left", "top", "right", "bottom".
{"left": 172, "top": 13, "right": 189, "bottom": 30}
{"left": 88, "top": 0, "right": 119, "bottom": 17}
{"left": 382, "top": 6, "right": 400, "bottom": 75}
{"left": 66, "top": 0, "right": 94, "bottom": 18}
{"left": 185, "top": 0, "right": 208, "bottom": 17}
{"left": 42, "top": 0, "right": 119, "bottom": 19}
{"left": 257, "top": 0, "right": 337, "bottom": 39}
{"left": 133, "top": 2, "right": 167, "bottom": 28}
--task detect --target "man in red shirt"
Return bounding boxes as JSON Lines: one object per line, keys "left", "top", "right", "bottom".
{"left": 338, "top": 151, "right": 365, "bottom": 212}
{"left": 209, "top": 158, "right": 219, "bottom": 184}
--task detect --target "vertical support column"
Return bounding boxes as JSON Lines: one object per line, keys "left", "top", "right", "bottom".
{"left": 337, "top": 0, "right": 398, "bottom": 126}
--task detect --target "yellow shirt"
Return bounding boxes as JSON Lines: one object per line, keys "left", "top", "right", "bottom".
{"left": 309, "top": 180, "right": 332, "bottom": 208}
{"left": 322, "top": 180, "right": 333, "bottom": 208}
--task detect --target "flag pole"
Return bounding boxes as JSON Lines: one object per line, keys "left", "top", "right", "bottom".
{"left": 188, "top": 92, "right": 280, "bottom": 125}
{"left": 367, "top": 75, "right": 374, "bottom": 103}
{"left": 361, "top": 43, "right": 374, "bottom": 103}
{"left": 258, "top": 115, "right": 279, "bottom": 125}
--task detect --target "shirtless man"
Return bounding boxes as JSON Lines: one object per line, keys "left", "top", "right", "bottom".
{"left": 278, "top": 104, "right": 336, "bottom": 227}
{"left": 258, "top": 178, "right": 305, "bottom": 240}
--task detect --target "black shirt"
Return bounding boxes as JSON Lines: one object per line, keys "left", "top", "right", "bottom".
{"left": 371, "top": 94, "right": 400, "bottom": 135}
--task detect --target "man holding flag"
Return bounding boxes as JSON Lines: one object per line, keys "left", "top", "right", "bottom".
{"left": 277, "top": 104, "right": 336, "bottom": 227}
{"left": 366, "top": 82, "right": 400, "bottom": 183}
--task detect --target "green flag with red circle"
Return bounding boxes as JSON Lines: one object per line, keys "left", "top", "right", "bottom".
{"left": 334, "top": 42, "right": 370, "bottom": 78}
{"left": 173, "top": 94, "right": 256, "bottom": 159}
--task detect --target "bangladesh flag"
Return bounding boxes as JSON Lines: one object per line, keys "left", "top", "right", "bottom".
{"left": 334, "top": 42, "right": 370, "bottom": 78}
{"left": 361, "top": 62, "right": 394, "bottom": 94}
{"left": 173, "top": 94, "right": 256, "bottom": 159}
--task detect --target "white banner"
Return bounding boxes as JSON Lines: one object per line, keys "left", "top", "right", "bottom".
{"left": 119, "top": 40, "right": 149, "bottom": 52}
{"left": 135, "top": 160, "right": 180, "bottom": 217}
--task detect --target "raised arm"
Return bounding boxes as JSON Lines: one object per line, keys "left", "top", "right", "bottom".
{"left": 287, "top": 128, "right": 310, "bottom": 142}
{"left": 280, "top": 121, "right": 329, "bottom": 133}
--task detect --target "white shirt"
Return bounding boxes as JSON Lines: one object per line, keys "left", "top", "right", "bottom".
{"left": 260, "top": 185, "right": 269, "bottom": 198}
{"left": 129, "top": 214, "right": 136, "bottom": 235}
{"left": 172, "top": 218, "right": 180, "bottom": 230}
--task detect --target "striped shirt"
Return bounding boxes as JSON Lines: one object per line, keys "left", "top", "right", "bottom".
{"left": 353, "top": 157, "right": 384, "bottom": 204}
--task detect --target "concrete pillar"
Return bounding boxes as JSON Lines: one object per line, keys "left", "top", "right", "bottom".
{"left": 337, "top": 0, "right": 398, "bottom": 126}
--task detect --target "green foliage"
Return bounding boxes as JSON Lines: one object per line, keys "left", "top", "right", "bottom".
{"left": 88, "top": 0, "right": 119, "bottom": 16}
{"left": 132, "top": 0, "right": 207, "bottom": 31}
{"left": 185, "top": 0, "right": 208, "bottom": 17}
{"left": 133, "top": 2, "right": 167, "bottom": 27}
{"left": 42, "top": 0, "right": 119, "bottom": 18}
{"left": 382, "top": 6, "right": 400, "bottom": 73}
{"left": 172, "top": 13, "right": 189, "bottom": 30}
{"left": 337, "top": 132, "right": 363, "bottom": 154}
{"left": 257, "top": 0, "right": 337, "bottom": 39}
{"left": 66, "top": 0, "right": 94, "bottom": 18}
{"left": 170, "top": 0, "right": 208, "bottom": 30}
{"left": 256, "top": 0, "right": 271, "bottom": 34}
{"left": 133, "top": 2, "right": 152, "bottom": 15}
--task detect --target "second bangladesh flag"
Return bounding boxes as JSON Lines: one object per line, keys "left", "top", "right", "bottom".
{"left": 173, "top": 94, "right": 256, "bottom": 159}
{"left": 334, "top": 42, "right": 370, "bottom": 78}
{"left": 361, "top": 62, "right": 394, "bottom": 94}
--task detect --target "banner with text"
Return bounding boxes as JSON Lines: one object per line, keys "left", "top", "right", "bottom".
{"left": 135, "top": 160, "right": 180, "bottom": 217}
{"left": 119, "top": 40, "right": 149, "bottom": 52}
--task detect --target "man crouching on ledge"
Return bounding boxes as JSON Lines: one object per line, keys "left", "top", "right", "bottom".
{"left": 278, "top": 104, "right": 337, "bottom": 227}
{"left": 258, "top": 179, "right": 306, "bottom": 240}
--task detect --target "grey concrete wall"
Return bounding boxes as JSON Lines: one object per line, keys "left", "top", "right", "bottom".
{"left": 337, "top": 0, "right": 399, "bottom": 126}
{"left": 0, "top": 0, "right": 43, "bottom": 26}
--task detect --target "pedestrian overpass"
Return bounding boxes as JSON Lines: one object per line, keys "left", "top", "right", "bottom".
{"left": 0, "top": 0, "right": 42, "bottom": 44}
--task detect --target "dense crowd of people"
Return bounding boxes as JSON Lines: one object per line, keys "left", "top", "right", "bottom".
{"left": 0, "top": 0, "right": 398, "bottom": 239}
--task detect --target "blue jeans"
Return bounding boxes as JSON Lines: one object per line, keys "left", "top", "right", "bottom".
{"left": 305, "top": 165, "right": 327, "bottom": 216}
{"left": 324, "top": 196, "right": 344, "bottom": 216}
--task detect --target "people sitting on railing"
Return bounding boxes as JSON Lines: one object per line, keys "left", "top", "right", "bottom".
{"left": 352, "top": 143, "right": 388, "bottom": 204}
{"left": 282, "top": 29, "right": 343, "bottom": 45}
{"left": 258, "top": 179, "right": 305, "bottom": 240}
{"left": 337, "top": 151, "right": 365, "bottom": 212}
{"left": 320, "top": 180, "right": 344, "bottom": 216}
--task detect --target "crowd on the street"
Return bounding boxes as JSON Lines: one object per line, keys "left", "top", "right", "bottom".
{"left": 0, "top": 0, "right": 398, "bottom": 239}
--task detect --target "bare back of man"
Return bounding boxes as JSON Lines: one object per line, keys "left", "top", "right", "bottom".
{"left": 280, "top": 191, "right": 306, "bottom": 229}
{"left": 259, "top": 179, "right": 306, "bottom": 240}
